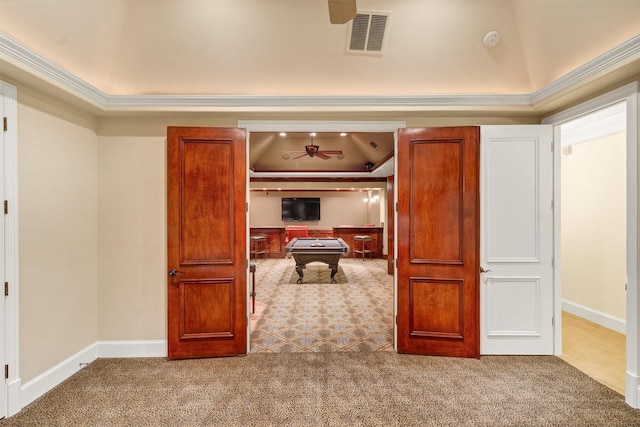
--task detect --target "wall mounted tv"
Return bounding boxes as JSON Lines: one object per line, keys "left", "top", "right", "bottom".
{"left": 281, "top": 197, "right": 321, "bottom": 221}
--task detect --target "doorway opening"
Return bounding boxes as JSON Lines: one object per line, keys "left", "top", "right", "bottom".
{"left": 558, "top": 101, "right": 627, "bottom": 394}
{"left": 241, "top": 120, "right": 405, "bottom": 354}
{"left": 544, "top": 81, "right": 640, "bottom": 407}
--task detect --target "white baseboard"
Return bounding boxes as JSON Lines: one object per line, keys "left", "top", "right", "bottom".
{"left": 7, "top": 378, "right": 22, "bottom": 417}
{"left": 21, "top": 342, "right": 98, "bottom": 408}
{"left": 562, "top": 299, "right": 626, "bottom": 334}
{"left": 96, "top": 340, "right": 167, "bottom": 358}
{"left": 19, "top": 339, "right": 167, "bottom": 411}
{"left": 626, "top": 370, "right": 640, "bottom": 409}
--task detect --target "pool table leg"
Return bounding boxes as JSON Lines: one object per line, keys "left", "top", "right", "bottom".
{"left": 329, "top": 264, "right": 338, "bottom": 284}
{"left": 295, "top": 264, "right": 304, "bottom": 284}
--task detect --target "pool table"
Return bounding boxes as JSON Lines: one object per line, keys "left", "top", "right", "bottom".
{"left": 284, "top": 237, "right": 350, "bottom": 284}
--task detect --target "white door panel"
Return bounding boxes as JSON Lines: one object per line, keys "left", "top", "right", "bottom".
{"left": 481, "top": 125, "right": 554, "bottom": 355}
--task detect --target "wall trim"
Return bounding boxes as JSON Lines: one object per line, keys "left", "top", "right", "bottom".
{"left": 21, "top": 343, "right": 98, "bottom": 408}
{"left": 1, "top": 32, "right": 639, "bottom": 113}
{"left": 96, "top": 340, "right": 167, "bottom": 358}
{"left": 1, "top": 80, "right": 20, "bottom": 418}
{"left": 562, "top": 299, "right": 626, "bottom": 335}
{"left": 627, "top": 371, "right": 640, "bottom": 409}
{"left": 532, "top": 34, "right": 640, "bottom": 104}
{"left": 19, "top": 340, "right": 167, "bottom": 411}
{"left": 0, "top": 33, "right": 107, "bottom": 107}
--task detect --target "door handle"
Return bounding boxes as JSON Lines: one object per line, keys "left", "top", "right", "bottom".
{"left": 480, "top": 266, "right": 492, "bottom": 274}
{"left": 169, "top": 269, "right": 180, "bottom": 277}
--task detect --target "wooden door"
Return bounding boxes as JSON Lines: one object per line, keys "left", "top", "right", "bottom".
{"left": 387, "top": 176, "right": 395, "bottom": 274}
{"left": 167, "top": 126, "right": 247, "bottom": 359}
{"left": 397, "top": 127, "right": 480, "bottom": 358}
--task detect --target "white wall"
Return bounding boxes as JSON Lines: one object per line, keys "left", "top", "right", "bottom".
{"left": 561, "top": 132, "right": 627, "bottom": 324}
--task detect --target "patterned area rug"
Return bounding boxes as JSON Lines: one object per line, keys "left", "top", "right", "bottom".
{"left": 251, "top": 258, "right": 393, "bottom": 353}
{"left": 249, "top": 300, "right": 267, "bottom": 331}
{"left": 287, "top": 264, "right": 348, "bottom": 284}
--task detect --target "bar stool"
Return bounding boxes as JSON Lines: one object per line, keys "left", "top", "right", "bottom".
{"left": 250, "top": 235, "right": 267, "bottom": 261}
{"left": 353, "top": 235, "right": 373, "bottom": 260}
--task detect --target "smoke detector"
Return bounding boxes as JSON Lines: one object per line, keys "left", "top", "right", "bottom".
{"left": 483, "top": 30, "right": 501, "bottom": 48}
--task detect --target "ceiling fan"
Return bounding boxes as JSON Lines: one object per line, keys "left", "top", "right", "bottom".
{"left": 283, "top": 136, "right": 343, "bottom": 160}
{"left": 328, "top": 0, "right": 357, "bottom": 24}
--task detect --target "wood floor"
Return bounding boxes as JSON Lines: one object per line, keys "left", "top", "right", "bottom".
{"left": 561, "top": 311, "right": 626, "bottom": 395}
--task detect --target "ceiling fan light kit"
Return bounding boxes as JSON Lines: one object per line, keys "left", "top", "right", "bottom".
{"left": 286, "top": 135, "right": 344, "bottom": 161}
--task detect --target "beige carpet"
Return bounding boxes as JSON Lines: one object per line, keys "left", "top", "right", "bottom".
{"left": 9, "top": 258, "right": 638, "bottom": 425}
{"left": 3, "top": 353, "right": 639, "bottom": 426}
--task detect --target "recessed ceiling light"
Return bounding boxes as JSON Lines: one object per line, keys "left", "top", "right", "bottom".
{"left": 310, "top": 132, "right": 317, "bottom": 136}
{"left": 279, "top": 132, "right": 287, "bottom": 136}
{"left": 340, "top": 132, "right": 347, "bottom": 136}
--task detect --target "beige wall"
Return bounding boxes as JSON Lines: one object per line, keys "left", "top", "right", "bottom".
{"left": 249, "top": 191, "right": 374, "bottom": 229}
{"left": 17, "top": 87, "right": 99, "bottom": 383}
{"left": 96, "top": 117, "right": 237, "bottom": 341}
{"left": 11, "top": 89, "right": 541, "bottom": 385}
{"left": 561, "top": 132, "right": 627, "bottom": 320}
{"left": 97, "top": 135, "right": 166, "bottom": 340}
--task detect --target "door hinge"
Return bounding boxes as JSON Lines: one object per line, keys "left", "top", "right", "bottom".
{"left": 4, "top": 365, "right": 8, "bottom": 379}
{"left": 246, "top": 202, "right": 249, "bottom": 212}
{"left": 4, "top": 282, "right": 7, "bottom": 296}
{"left": 3, "top": 117, "right": 7, "bottom": 132}
{"left": 395, "top": 202, "right": 398, "bottom": 212}
{"left": 4, "top": 200, "right": 7, "bottom": 215}
{"left": 395, "top": 258, "right": 398, "bottom": 268}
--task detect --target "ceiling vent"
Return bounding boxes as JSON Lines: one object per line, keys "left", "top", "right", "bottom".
{"left": 347, "top": 12, "right": 390, "bottom": 55}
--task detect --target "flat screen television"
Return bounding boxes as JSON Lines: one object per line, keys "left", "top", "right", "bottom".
{"left": 281, "top": 197, "right": 321, "bottom": 221}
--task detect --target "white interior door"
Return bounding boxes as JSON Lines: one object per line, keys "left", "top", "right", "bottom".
{"left": 480, "top": 125, "right": 554, "bottom": 355}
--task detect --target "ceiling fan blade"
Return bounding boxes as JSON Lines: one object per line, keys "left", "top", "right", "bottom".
{"left": 320, "top": 150, "right": 343, "bottom": 155}
{"left": 328, "top": 0, "right": 357, "bottom": 24}
{"left": 292, "top": 153, "right": 309, "bottom": 159}
{"left": 316, "top": 152, "right": 332, "bottom": 160}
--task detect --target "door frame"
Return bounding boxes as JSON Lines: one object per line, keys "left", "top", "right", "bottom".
{"left": 542, "top": 81, "right": 639, "bottom": 408}
{"left": 238, "top": 120, "right": 406, "bottom": 351}
{"left": 0, "top": 80, "right": 20, "bottom": 417}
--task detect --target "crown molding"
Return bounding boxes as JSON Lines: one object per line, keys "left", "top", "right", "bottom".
{"left": 1, "top": 31, "right": 639, "bottom": 114}
{"left": 0, "top": 33, "right": 108, "bottom": 106}
{"left": 105, "top": 93, "right": 533, "bottom": 112}
{"left": 532, "top": 34, "right": 640, "bottom": 105}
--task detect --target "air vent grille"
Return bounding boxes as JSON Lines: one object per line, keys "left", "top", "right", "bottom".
{"left": 347, "top": 12, "right": 390, "bottom": 55}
